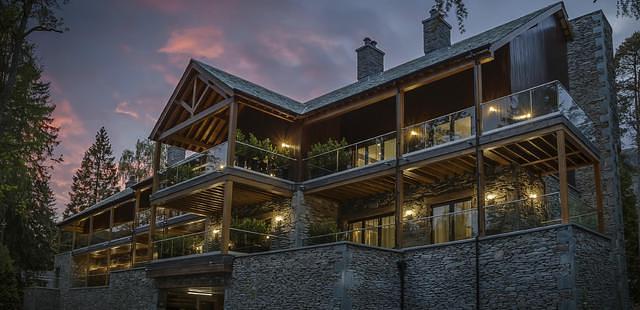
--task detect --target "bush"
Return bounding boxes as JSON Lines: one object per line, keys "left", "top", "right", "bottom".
{"left": 0, "top": 244, "right": 20, "bottom": 309}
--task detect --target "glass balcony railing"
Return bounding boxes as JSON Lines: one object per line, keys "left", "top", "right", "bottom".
{"left": 569, "top": 191, "right": 598, "bottom": 231}
{"left": 153, "top": 231, "right": 208, "bottom": 260}
{"left": 402, "top": 207, "right": 478, "bottom": 247}
{"left": 403, "top": 106, "right": 475, "bottom": 154}
{"left": 111, "top": 222, "right": 133, "bottom": 240}
{"left": 159, "top": 142, "right": 228, "bottom": 189}
{"left": 234, "top": 141, "right": 296, "bottom": 179}
{"left": 302, "top": 222, "right": 396, "bottom": 248}
{"left": 304, "top": 131, "right": 397, "bottom": 179}
{"left": 91, "top": 229, "right": 110, "bottom": 245}
{"left": 485, "top": 192, "right": 561, "bottom": 235}
{"left": 229, "top": 228, "right": 290, "bottom": 253}
{"left": 136, "top": 209, "right": 151, "bottom": 227}
{"left": 481, "top": 81, "right": 595, "bottom": 135}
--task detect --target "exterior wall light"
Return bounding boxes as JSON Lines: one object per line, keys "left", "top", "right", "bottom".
{"left": 274, "top": 215, "right": 284, "bottom": 223}
{"left": 486, "top": 193, "right": 497, "bottom": 200}
{"left": 488, "top": 106, "right": 498, "bottom": 112}
{"left": 212, "top": 229, "right": 220, "bottom": 235}
{"left": 281, "top": 142, "right": 292, "bottom": 149}
{"left": 404, "top": 210, "right": 415, "bottom": 217}
{"left": 513, "top": 113, "right": 532, "bottom": 120}
{"left": 528, "top": 193, "right": 538, "bottom": 199}
{"left": 410, "top": 130, "right": 419, "bottom": 136}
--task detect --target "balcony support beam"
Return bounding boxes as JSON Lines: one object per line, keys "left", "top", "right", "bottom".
{"left": 150, "top": 141, "right": 162, "bottom": 261}
{"left": 594, "top": 161, "right": 604, "bottom": 233}
{"left": 557, "top": 130, "right": 569, "bottom": 223}
{"left": 221, "top": 180, "right": 233, "bottom": 254}
{"left": 395, "top": 88, "right": 405, "bottom": 248}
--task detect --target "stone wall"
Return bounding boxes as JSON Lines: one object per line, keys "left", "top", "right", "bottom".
{"left": 403, "top": 224, "right": 613, "bottom": 309}
{"left": 224, "top": 243, "right": 401, "bottom": 310}
{"left": 568, "top": 10, "right": 628, "bottom": 306}
{"left": 59, "top": 268, "right": 156, "bottom": 310}
{"left": 23, "top": 288, "right": 59, "bottom": 310}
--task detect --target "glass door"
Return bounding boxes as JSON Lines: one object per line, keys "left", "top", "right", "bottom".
{"left": 431, "top": 198, "right": 474, "bottom": 244}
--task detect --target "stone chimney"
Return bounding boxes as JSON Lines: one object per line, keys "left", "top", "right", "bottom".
{"left": 166, "top": 145, "right": 186, "bottom": 166}
{"left": 422, "top": 8, "right": 451, "bottom": 54}
{"left": 356, "top": 37, "right": 384, "bottom": 80}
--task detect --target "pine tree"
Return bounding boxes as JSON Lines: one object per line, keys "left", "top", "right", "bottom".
{"left": 64, "top": 127, "right": 119, "bottom": 216}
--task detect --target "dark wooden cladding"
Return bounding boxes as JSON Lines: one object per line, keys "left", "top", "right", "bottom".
{"left": 404, "top": 69, "right": 474, "bottom": 126}
{"left": 509, "top": 15, "right": 568, "bottom": 92}
{"left": 302, "top": 97, "right": 396, "bottom": 156}
{"left": 481, "top": 46, "right": 511, "bottom": 102}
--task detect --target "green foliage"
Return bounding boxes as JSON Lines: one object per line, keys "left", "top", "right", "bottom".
{"left": 0, "top": 44, "right": 58, "bottom": 274}
{"left": 306, "top": 138, "right": 350, "bottom": 177}
{"left": 235, "top": 129, "right": 293, "bottom": 177}
{"left": 118, "top": 139, "right": 165, "bottom": 185}
{"left": 615, "top": 32, "right": 640, "bottom": 148}
{"left": 620, "top": 157, "right": 640, "bottom": 304}
{"left": 231, "top": 218, "right": 270, "bottom": 251}
{"left": 432, "top": 0, "right": 468, "bottom": 33}
{"left": 307, "top": 222, "right": 339, "bottom": 245}
{"left": 0, "top": 245, "right": 19, "bottom": 309}
{"left": 64, "top": 127, "right": 120, "bottom": 217}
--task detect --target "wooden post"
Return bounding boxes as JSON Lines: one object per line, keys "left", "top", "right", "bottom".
{"left": 221, "top": 181, "right": 233, "bottom": 254}
{"left": 71, "top": 230, "right": 76, "bottom": 250}
{"left": 88, "top": 216, "right": 94, "bottom": 246}
{"left": 476, "top": 150, "right": 486, "bottom": 236}
{"left": 109, "top": 207, "right": 114, "bottom": 242}
{"left": 152, "top": 141, "right": 161, "bottom": 193}
{"left": 132, "top": 190, "right": 141, "bottom": 265}
{"left": 473, "top": 59, "right": 485, "bottom": 236}
{"left": 395, "top": 88, "right": 405, "bottom": 248}
{"left": 226, "top": 100, "right": 238, "bottom": 167}
{"left": 557, "top": 130, "right": 569, "bottom": 223}
{"left": 594, "top": 161, "right": 604, "bottom": 233}
{"left": 149, "top": 141, "right": 161, "bottom": 261}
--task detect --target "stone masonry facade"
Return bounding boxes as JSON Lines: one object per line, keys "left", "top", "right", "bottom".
{"left": 567, "top": 10, "right": 628, "bottom": 307}
{"left": 224, "top": 224, "right": 614, "bottom": 309}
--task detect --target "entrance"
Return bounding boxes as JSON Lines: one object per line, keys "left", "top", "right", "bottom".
{"left": 165, "top": 287, "right": 224, "bottom": 310}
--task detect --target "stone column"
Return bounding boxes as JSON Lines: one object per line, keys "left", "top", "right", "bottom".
{"left": 568, "top": 11, "right": 628, "bottom": 308}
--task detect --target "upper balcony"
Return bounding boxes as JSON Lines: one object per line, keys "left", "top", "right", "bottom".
{"left": 301, "top": 81, "right": 596, "bottom": 182}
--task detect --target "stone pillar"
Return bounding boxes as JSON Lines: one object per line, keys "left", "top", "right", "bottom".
{"left": 292, "top": 189, "right": 308, "bottom": 247}
{"left": 568, "top": 10, "right": 628, "bottom": 308}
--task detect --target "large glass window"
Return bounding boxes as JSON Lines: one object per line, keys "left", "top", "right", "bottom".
{"left": 348, "top": 214, "right": 395, "bottom": 248}
{"left": 431, "top": 198, "right": 476, "bottom": 244}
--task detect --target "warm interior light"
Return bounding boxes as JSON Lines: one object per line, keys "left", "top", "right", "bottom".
{"left": 486, "top": 193, "right": 497, "bottom": 200}
{"left": 410, "top": 130, "right": 419, "bottom": 136}
{"left": 281, "top": 142, "right": 292, "bottom": 148}
{"left": 274, "top": 216, "right": 284, "bottom": 222}
{"left": 187, "top": 291, "right": 213, "bottom": 296}
{"left": 488, "top": 106, "right": 498, "bottom": 112}
{"left": 404, "top": 210, "right": 415, "bottom": 217}
{"left": 513, "top": 113, "right": 531, "bottom": 120}
{"left": 219, "top": 164, "right": 225, "bottom": 170}
{"left": 528, "top": 193, "right": 538, "bottom": 199}
{"left": 212, "top": 229, "right": 220, "bottom": 235}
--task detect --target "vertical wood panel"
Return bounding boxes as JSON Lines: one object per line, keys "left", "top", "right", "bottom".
{"left": 395, "top": 88, "right": 405, "bottom": 248}
{"left": 227, "top": 100, "right": 238, "bottom": 166}
{"left": 474, "top": 61, "right": 486, "bottom": 236}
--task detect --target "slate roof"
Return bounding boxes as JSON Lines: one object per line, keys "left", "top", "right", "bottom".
{"left": 193, "top": 2, "right": 562, "bottom": 115}
{"left": 58, "top": 188, "right": 134, "bottom": 226}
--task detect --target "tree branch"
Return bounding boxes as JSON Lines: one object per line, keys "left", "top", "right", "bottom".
{"left": 22, "top": 25, "right": 64, "bottom": 38}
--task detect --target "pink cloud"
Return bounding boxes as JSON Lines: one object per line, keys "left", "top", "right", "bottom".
{"left": 151, "top": 64, "right": 180, "bottom": 86}
{"left": 50, "top": 99, "right": 92, "bottom": 215}
{"left": 158, "top": 26, "right": 225, "bottom": 61}
{"left": 137, "top": 0, "right": 186, "bottom": 13}
{"left": 115, "top": 101, "right": 140, "bottom": 119}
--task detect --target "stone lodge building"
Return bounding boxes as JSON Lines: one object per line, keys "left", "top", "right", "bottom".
{"left": 25, "top": 2, "right": 630, "bottom": 309}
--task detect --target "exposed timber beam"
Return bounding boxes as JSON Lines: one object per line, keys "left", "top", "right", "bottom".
{"left": 158, "top": 97, "right": 232, "bottom": 142}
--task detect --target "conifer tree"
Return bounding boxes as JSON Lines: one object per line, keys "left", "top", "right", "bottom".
{"left": 64, "top": 127, "right": 119, "bottom": 217}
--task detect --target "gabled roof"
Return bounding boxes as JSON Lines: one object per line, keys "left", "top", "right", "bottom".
{"left": 185, "top": 2, "right": 567, "bottom": 116}
{"left": 194, "top": 61, "right": 304, "bottom": 114}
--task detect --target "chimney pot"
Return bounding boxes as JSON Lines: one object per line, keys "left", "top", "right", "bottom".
{"left": 356, "top": 37, "right": 384, "bottom": 80}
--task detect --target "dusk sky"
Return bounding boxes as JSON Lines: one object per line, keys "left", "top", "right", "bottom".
{"left": 32, "top": 0, "right": 638, "bottom": 216}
